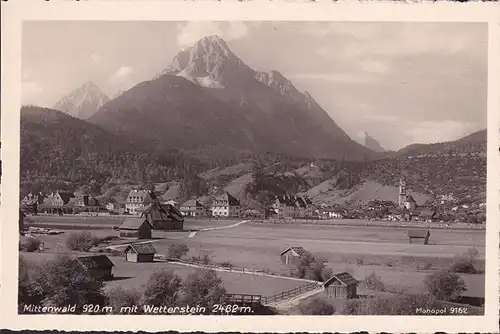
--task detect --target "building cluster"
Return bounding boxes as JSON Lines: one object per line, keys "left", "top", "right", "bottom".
{"left": 21, "top": 191, "right": 104, "bottom": 215}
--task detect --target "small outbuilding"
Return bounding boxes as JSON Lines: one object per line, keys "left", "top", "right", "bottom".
{"left": 76, "top": 255, "right": 114, "bottom": 281}
{"left": 323, "top": 272, "right": 358, "bottom": 299}
{"left": 124, "top": 242, "right": 156, "bottom": 263}
{"left": 279, "top": 246, "right": 308, "bottom": 266}
{"left": 407, "top": 229, "right": 430, "bottom": 245}
{"left": 118, "top": 218, "right": 152, "bottom": 239}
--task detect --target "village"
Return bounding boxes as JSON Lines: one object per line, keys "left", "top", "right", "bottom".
{"left": 18, "top": 175, "right": 486, "bottom": 316}
{"left": 20, "top": 176, "right": 486, "bottom": 225}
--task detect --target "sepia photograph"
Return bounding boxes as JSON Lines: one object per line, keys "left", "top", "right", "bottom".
{"left": 16, "top": 19, "right": 490, "bottom": 317}
{"left": 1, "top": 2, "right": 499, "bottom": 332}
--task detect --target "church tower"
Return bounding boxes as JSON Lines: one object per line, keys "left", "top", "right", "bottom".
{"left": 398, "top": 177, "right": 407, "bottom": 208}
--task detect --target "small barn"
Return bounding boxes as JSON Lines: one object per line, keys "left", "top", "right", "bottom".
{"left": 76, "top": 255, "right": 114, "bottom": 280}
{"left": 408, "top": 229, "right": 430, "bottom": 245}
{"left": 124, "top": 242, "right": 156, "bottom": 263}
{"left": 118, "top": 218, "right": 152, "bottom": 239}
{"left": 323, "top": 272, "right": 358, "bottom": 299}
{"left": 279, "top": 246, "right": 308, "bottom": 266}
{"left": 141, "top": 202, "right": 184, "bottom": 231}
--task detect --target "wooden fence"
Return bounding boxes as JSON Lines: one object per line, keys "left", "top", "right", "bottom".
{"left": 226, "top": 293, "right": 263, "bottom": 304}
{"left": 262, "top": 281, "right": 320, "bottom": 304}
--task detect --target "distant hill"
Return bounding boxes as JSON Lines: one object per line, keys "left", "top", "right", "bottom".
{"left": 89, "top": 35, "right": 377, "bottom": 162}
{"left": 20, "top": 106, "right": 206, "bottom": 196}
{"left": 396, "top": 129, "right": 486, "bottom": 156}
{"left": 53, "top": 81, "right": 110, "bottom": 120}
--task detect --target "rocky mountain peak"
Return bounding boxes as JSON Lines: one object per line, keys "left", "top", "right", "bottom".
{"left": 364, "top": 131, "right": 386, "bottom": 153}
{"left": 53, "top": 81, "right": 109, "bottom": 120}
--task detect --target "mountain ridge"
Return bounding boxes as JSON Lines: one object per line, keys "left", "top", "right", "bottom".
{"left": 90, "top": 35, "right": 376, "bottom": 161}
{"left": 53, "top": 81, "right": 110, "bottom": 120}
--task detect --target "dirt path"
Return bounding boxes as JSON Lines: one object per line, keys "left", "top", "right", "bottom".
{"left": 188, "top": 220, "right": 250, "bottom": 238}
{"left": 265, "top": 287, "right": 325, "bottom": 309}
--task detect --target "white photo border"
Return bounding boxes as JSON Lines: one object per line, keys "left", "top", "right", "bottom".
{"left": 1, "top": 1, "right": 499, "bottom": 332}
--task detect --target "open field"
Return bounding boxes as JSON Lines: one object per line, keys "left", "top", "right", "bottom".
{"left": 21, "top": 216, "right": 486, "bottom": 301}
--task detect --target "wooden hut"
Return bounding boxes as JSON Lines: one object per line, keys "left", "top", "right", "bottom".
{"left": 76, "top": 255, "right": 114, "bottom": 280}
{"left": 118, "top": 218, "right": 152, "bottom": 239}
{"left": 141, "top": 202, "right": 184, "bottom": 230}
{"left": 124, "top": 242, "right": 156, "bottom": 263}
{"left": 407, "top": 229, "right": 430, "bottom": 244}
{"left": 279, "top": 246, "right": 308, "bottom": 266}
{"left": 323, "top": 272, "right": 358, "bottom": 299}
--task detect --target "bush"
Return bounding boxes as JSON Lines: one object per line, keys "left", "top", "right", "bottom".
{"left": 24, "top": 255, "right": 107, "bottom": 313}
{"left": 298, "top": 297, "right": 335, "bottom": 315}
{"left": 355, "top": 256, "right": 365, "bottom": 265}
{"left": 450, "top": 248, "right": 479, "bottom": 274}
{"left": 106, "top": 286, "right": 142, "bottom": 314}
{"left": 424, "top": 270, "right": 467, "bottom": 301}
{"left": 363, "top": 272, "right": 385, "bottom": 292}
{"left": 218, "top": 261, "right": 234, "bottom": 268}
{"left": 191, "top": 251, "right": 214, "bottom": 265}
{"left": 359, "top": 292, "right": 436, "bottom": 315}
{"left": 142, "top": 269, "right": 182, "bottom": 307}
{"left": 168, "top": 244, "right": 189, "bottom": 260}
{"left": 341, "top": 299, "right": 364, "bottom": 315}
{"left": 66, "top": 231, "right": 100, "bottom": 251}
{"left": 290, "top": 253, "right": 330, "bottom": 282}
{"left": 417, "top": 262, "right": 432, "bottom": 270}
{"left": 180, "top": 270, "right": 227, "bottom": 310}
{"left": 21, "top": 238, "right": 41, "bottom": 252}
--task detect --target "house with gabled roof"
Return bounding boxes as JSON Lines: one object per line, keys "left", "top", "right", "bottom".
{"left": 124, "top": 242, "right": 156, "bottom": 262}
{"left": 118, "top": 217, "right": 153, "bottom": 239}
{"left": 180, "top": 199, "right": 207, "bottom": 217}
{"left": 76, "top": 255, "right": 114, "bottom": 280}
{"left": 211, "top": 192, "right": 241, "bottom": 218}
{"left": 323, "top": 272, "right": 358, "bottom": 299}
{"left": 141, "top": 202, "right": 184, "bottom": 230}
{"left": 279, "top": 246, "right": 309, "bottom": 266}
{"left": 125, "top": 189, "right": 158, "bottom": 215}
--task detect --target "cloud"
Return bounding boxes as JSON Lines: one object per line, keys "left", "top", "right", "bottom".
{"left": 110, "top": 66, "right": 135, "bottom": 83}
{"left": 403, "top": 120, "right": 481, "bottom": 145}
{"left": 176, "top": 21, "right": 249, "bottom": 48}
{"left": 291, "top": 73, "right": 377, "bottom": 85}
{"left": 90, "top": 52, "right": 104, "bottom": 63}
{"left": 360, "top": 60, "right": 390, "bottom": 74}
{"left": 22, "top": 80, "right": 44, "bottom": 105}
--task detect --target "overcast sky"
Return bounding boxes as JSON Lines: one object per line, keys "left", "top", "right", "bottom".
{"left": 22, "top": 21, "right": 487, "bottom": 150}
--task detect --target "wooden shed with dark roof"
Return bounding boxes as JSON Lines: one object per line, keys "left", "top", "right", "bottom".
{"left": 407, "top": 229, "right": 430, "bottom": 245}
{"left": 118, "top": 218, "right": 152, "bottom": 239}
{"left": 124, "top": 242, "right": 156, "bottom": 263}
{"left": 279, "top": 246, "right": 308, "bottom": 266}
{"left": 76, "top": 255, "right": 114, "bottom": 280}
{"left": 323, "top": 272, "right": 358, "bottom": 299}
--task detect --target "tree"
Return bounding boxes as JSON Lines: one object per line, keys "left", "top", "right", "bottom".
{"left": 142, "top": 269, "right": 182, "bottom": 307}
{"left": 26, "top": 255, "right": 107, "bottom": 313}
{"left": 298, "top": 297, "right": 335, "bottom": 315}
{"left": 66, "top": 231, "right": 100, "bottom": 251}
{"left": 363, "top": 272, "right": 385, "bottom": 292}
{"left": 106, "top": 286, "right": 142, "bottom": 314}
{"left": 180, "top": 270, "right": 227, "bottom": 310}
{"left": 21, "top": 237, "right": 41, "bottom": 252}
{"left": 168, "top": 244, "right": 189, "bottom": 260}
{"left": 255, "top": 190, "right": 276, "bottom": 218}
{"left": 424, "top": 270, "right": 467, "bottom": 301}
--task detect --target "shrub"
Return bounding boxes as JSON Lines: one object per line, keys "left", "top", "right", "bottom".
{"left": 290, "top": 253, "right": 330, "bottom": 282}
{"left": 341, "top": 299, "right": 364, "bottom": 315}
{"left": 142, "top": 269, "right": 182, "bottom": 307}
{"left": 191, "top": 251, "right": 214, "bottom": 265}
{"left": 363, "top": 272, "right": 385, "bottom": 292}
{"left": 168, "top": 244, "right": 189, "bottom": 260}
{"left": 298, "top": 297, "right": 335, "bottom": 315}
{"left": 106, "top": 286, "right": 142, "bottom": 314}
{"left": 450, "top": 248, "right": 479, "bottom": 274}
{"left": 424, "top": 270, "right": 467, "bottom": 301}
{"left": 180, "top": 269, "right": 227, "bottom": 310}
{"left": 25, "top": 255, "right": 107, "bottom": 313}
{"left": 66, "top": 231, "right": 100, "bottom": 251}
{"left": 355, "top": 256, "right": 365, "bottom": 265}
{"left": 21, "top": 238, "right": 41, "bottom": 252}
